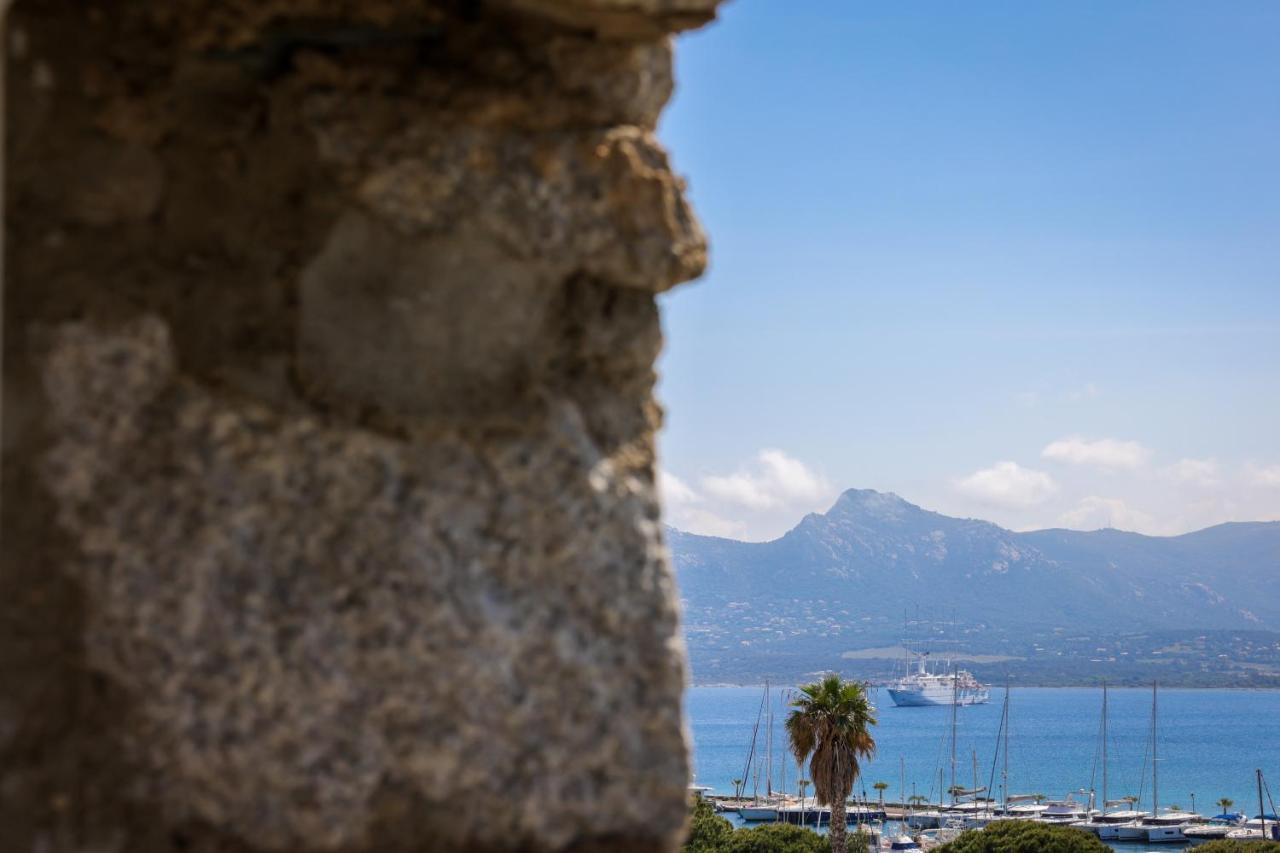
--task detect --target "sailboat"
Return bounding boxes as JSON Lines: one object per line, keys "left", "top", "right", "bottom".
{"left": 1114, "top": 683, "right": 1202, "bottom": 843}
{"left": 1074, "top": 682, "right": 1148, "bottom": 840}
{"left": 1223, "top": 770, "right": 1280, "bottom": 842}
{"left": 739, "top": 681, "right": 782, "bottom": 821}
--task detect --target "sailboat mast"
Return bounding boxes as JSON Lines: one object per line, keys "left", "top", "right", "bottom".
{"left": 780, "top": 690, "right": 787, "bottom": 797}
{"left": 1002, "top": 682, "right": 1010, "bottom": 812}
{"left": 972, "top": 748, "right": 979, "bottom": 811}
{"left": 900, "top": 755, "right": 906, "bottom": 816}
{"left": 950, "top": 670, "right": 959, "bottom": 803}
{"left": 742, "top": 687, "right": 766, "bottom": 801}
{"left": 1259, "top": 769, "right": 1266, "bottom": 841}
{"left": 1102, "top": 681, "right": 1108, "bottom": 816}
{"left": 765, "top": 680, "right": 773, "bottom": 798}
{"left": 1152, "top": 681, "right": 1159, "bottom": 817}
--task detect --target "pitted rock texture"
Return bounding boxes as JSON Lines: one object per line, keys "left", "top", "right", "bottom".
{"left": 40, "top": 318, "right": 687, "bottom": 852}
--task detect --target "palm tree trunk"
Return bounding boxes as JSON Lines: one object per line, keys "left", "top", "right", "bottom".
{"left": 830, "top": 795, "right": 848, "bottom": 853}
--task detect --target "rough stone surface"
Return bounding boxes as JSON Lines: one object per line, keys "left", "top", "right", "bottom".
{"left": 1, "top": 0, "right": 722, "bottom": 850}
{"left": 40, "top": 318, "right": 685, "bottom": 851}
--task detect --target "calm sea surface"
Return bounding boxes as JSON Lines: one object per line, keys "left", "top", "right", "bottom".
{"left": 689, "top": 686, "right": 1280, "bottom": 832}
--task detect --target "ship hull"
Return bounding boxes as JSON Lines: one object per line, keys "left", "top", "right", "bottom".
{"left": 888, "top": 687, "right": 989, "bottom": 707}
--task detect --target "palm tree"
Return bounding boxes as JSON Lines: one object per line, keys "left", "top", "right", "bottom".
{"left": 1218, "top": 797, "right": 1234, "bottom": 815}
{"left": 731, "top": 778, "right": 744, "bottom": 800}
{"left": 873, "top": 781, "right": 889, "bottom": 810}
{"left": 787, "top": 674, "right": 877, "bottom": 853}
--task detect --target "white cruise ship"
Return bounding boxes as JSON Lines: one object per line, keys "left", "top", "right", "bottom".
{"left": 887, "top": 654, "right": 989, "bottom": 707}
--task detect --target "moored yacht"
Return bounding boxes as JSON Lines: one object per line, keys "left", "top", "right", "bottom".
{"left": 1226, "top": 811, "right": 1280, "bottom": 842}
{"left": 1035, "top": 798, "right": 1090, "bottom": 824}
{"left": 1071, "top": 687, "right": 1149, "bottom": 840}
{"left": 1183, "top": 817, "right": 1243, "bottom": 846}
{"left": 776, "top": 801, "right": 830, "bottom": 825}
{"left": 1134, "top": 682, "right": 1202, "bottom": 843}
{"left": 1226, "top": 825, "right": 1280, "bottom": 842}
{"left": 942, "top": 797, "right": 998, "bottom": 829}
{"left": 904, "top": 809, "right": 945, "bottom": 830}
{"left": 1143, "top": 811, "right": 1204, "bottom": 844}
{"left": 737, "top": 802, "right": 780, "bottom": 822}
{"left": 1075, "top": 808, "right": 1150, "bottom": 841}
{"left": 914, "top": 825, "right": 964, "bottom": 851}
{"left": 1003, "top": 795, "right": 1049, "bottom": 821}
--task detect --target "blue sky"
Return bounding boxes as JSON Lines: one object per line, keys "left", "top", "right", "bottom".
{"left": 655, "top": 0, "right": 1280, "bottom": 540}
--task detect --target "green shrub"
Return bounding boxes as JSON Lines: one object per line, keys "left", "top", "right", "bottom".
{"left": 937, "top": 820, "right": 1109, "bottom": 852}
{"left": 684, "top": 798, "right": 734, "bottom": 852}
{"left": 720, "top": 823, "right": 832, "bottom": 853}
{"left": 1195, "top": 841, "right": 1280, "bottom": 853}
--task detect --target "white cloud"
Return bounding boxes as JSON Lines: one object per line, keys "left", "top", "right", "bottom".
{"left": 701, "top": 449, "right": 831, "bottom": 510}
{"left": 659, "top": 469, "right": 700, "bottom": 506}
{"left": 1042, "top": 436, "right": 1151, "bottom": 470}
{"left": 953, "top": 461, "right": 1057, "bottom": 508}
{"left": 659, "top": 469, "right": 747, "bottom": 537}
{"left": 661, "top": 451, "right": 835, "bottom": 541}
{"left": 674, "top": 508, "right": 748, "bottom": 539}
{"left": 1164, "top": 457, "right": 1220, "bottom": 487}
{"left": 1058, "top": 496, "right": 1157, "bottom": 533}
{"left": 1246, "top": 462, "right": 1280, "bottom": 488}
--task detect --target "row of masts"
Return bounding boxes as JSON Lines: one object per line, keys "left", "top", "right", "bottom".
{"left": 943, "top": 679, "right": 1230, "bottom": 823}
{"left": 728, "top": 678, "right": 1275, "bottom": 844}
{"left": 740, "top": 681, "right": 791, "bottom": 803}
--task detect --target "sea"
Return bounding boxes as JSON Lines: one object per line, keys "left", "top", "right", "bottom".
{"left": 688, "top": 686, "right": 1280, "bottom": 850}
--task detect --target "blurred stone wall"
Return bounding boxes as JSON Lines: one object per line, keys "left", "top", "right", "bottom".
{"left": 1, "top": 1, "right": 720, "bottom": 850}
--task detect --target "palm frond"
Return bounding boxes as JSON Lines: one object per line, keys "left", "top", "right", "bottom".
{"left": 785, "top": 675, "right": 878, "bottom": 807}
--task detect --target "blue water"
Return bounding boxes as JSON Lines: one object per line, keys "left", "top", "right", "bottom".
{"left": 689, "top": 687, "right": 1280, "bottom": 817}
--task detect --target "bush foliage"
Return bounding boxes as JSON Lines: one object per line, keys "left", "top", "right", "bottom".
{"left": 1196, "top": 841, "right": 1280, "bottom": 853}
{"left": 937, "top": 820, "right": 1109, "bottom": 853}
{"left": 683, "top": 799, "right": 834, "bottom": 852}
{"left": 684, "top": 798, "right": 735, "bottom": 853}
{"left": 721, "top": 823, "right": 833, "bottom": 853}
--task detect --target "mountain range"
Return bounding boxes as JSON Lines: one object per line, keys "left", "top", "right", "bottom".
{"left": 669, "top": 489, "right": 1280, "bottom": 686}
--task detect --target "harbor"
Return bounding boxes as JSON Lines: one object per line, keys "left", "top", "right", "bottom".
{"left": 689, "top": 684, "right": 1280, "bottom": 849}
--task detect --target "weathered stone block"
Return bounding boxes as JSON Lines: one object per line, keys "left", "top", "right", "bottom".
{"left": 39, "top": 318, "right": 686, "bottom": 851}
{"left": 1, "top": 0, "right": 723, "bottom": 849}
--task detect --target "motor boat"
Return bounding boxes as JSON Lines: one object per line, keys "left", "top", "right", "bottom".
{"left": 1226, "top": 816, "right": 1280, "bottom": 842}
{"left": 1183, "top": 817, "right": 1243, "bottom": 846}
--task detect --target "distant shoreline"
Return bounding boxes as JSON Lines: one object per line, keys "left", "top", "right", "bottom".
{"left": 689, "top": 681, "right": 1280, "bottom": 690}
